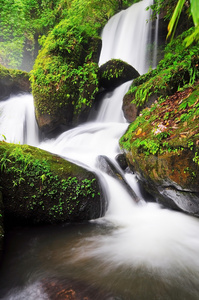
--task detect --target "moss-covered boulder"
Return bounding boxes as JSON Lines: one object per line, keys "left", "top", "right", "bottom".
{"left": 31, "top": 28, "right": 101, "bottom": 135}
{"left": 30, "top": 0, "right": 124, "bottom": 136}
{"left": 120, "top": 84, "right": 199, "bottom": 215}
{"left": 0, "top": 64, "right": 30, "bottom": 100}
{"left": 0, "top": 192, "right": 4, "bottom": 257}
{"left": 99, "top": 59, "right": 140, "bottom": 90}
{"left": 0, "top": 142, "right": 106, "bottom": 225}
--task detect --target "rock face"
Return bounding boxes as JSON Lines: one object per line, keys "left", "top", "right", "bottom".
{"left": 125, "top": 149, "right": 199, "bottom": 215}
{"left": 122, "top": 46, "right": 199, "bottom": 123}
{"left": 0, "top": 64, "right": 30, "bottom": 100}
{"left": 99, "top": 59, "right": 140, "bottom": 90}
{"left": 0, "top": 142, "right": 106, "bottom": 226}
{"left": 120, "top": 84, "right": 199, "bottom": 216}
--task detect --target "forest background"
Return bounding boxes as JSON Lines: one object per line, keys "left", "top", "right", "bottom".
{"left": 1, "top": 0, "right": 197, "bottom": 72}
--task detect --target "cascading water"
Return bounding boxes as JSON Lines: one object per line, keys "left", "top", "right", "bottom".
{"left": 1, "top": 1, "right": 199, "bottom": 299}
{"left": 0, "top": 94, "right": 39, "bottom": 147}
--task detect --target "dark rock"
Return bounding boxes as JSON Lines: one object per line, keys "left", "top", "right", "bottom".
{"left": 122, "top": 93, "right": 140, "bottom": 123}
{"left": 158, "top": 187, "right": 199, "bottom": 216}
{"left": 124, "top": 149, "right": 199, "bottom": 215}
{"left": 115, "top": 153, "right": 128, "bottom": 170}
{"left": 0, "top": 142, "right": 107, "bottom": 226}
{"left": 99, "top": 59, "right": 140, "bottom": 90}
{"left": 97, "top": 155, "right": 140, "bottom": 203}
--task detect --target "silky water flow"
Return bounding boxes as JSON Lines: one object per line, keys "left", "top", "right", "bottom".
{"left": 1, "top": 0, "right": 199, "bottom": 299}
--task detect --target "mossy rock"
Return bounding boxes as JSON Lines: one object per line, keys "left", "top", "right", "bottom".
{"left": 31, "top": 28, "right": 101, "bottom": 135}
{"left": 120, "top": 84, "right": 199, "bottom": 216}
{"left": 0, "top": 64, "right": 30, "bottom": 100}
{"left": 0, "top": 142, "right": 106, "bottom": 225}
{"left": 99, "top": 59, "right": 140, "bottom": 90}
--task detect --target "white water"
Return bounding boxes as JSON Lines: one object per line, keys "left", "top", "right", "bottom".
{"left": 1, "top": 1, "right": 199, "bottom": 299}
{"left": 0, "top": 94, "right": 39, "bottom": 146}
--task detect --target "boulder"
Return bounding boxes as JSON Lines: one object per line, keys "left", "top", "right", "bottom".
{"left": 0, "top": 64, "right": 30, "bottom": 100}
{"left": 125, "top": 149, "right": 199, "bottom": 215}
{"left": 97, "top": 155, "right": 140, "bottom": 203}
{"left": 122, "top": 54, "right": 199, "bottom": 122}
{"left": 31, "top": 19, "right": 101, "bottom": 136}
{"left": 0, "top": 142, "right": 106, "bottom": 226}
{"left": 99, "top": 59, "right": 140, "bottom": 90}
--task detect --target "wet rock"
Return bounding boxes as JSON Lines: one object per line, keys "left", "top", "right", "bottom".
{"left": 97, "top": 155, "right": 140, "bottom": 203}
{"left": 32, "top": 20, "right": 101, "bottom": 136}
{"left": 158, "top": 187, "right": 199, "bottom": 216}
{"left": 99, "top": 59, "right": 140, "bottom": 90}
{"left": 0, "top": 142, "right": 106, "bottom": 226}
{"left": 122, "top": 92, "right": 158, "bottom": 123}
{"left": 120, "top": 79, "right": 199, "bottom": 216}
{"left": 0, "top": 64, "right": 30, "bottom": 100}
{"left": 115, "top": 153, "right": 128, "bottom": 170}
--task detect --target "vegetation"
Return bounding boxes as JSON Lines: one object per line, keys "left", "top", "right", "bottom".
{"left": 0, "top": 0, "right": 136, "bottom": 70}
{"left": 167, "top": 0, "right": 199, "bottom": 46}
{"left": 0, "top": 64, "right": 30, "bottom": 99}
{"left": 0, "top": 142, "right": 102, "bottom": 224}
{"left": 125, "top": 28, "right": 199, "bottom": 107}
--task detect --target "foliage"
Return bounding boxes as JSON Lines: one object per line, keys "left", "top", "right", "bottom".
{"left": 167, "top": 0, "right": 199, "bottom": 46}
{"left": 147, "top": 0, "right": 179, "bottom": 21}
{"left": 126, "top": 28, "right": 199, "bottom": 106}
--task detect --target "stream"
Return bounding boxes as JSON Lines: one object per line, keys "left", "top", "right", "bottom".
{"left": 1, "top": 0, "right": 199, "bottom": 299}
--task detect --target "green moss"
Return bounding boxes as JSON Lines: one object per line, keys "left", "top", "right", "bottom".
{"left": 101, "top": 59, "right": 126, "bottom": 80}
{"left": 0, "top": 142, "right": 100, "bottom": 224}
{"left": 0, "top": 64, "right": 29, "bottom": 82}
{"left": 120, "top": 84, "right": 199, "bottom": 162}
{"left": 126, "top": 28, "right": 199, "bottom": 106}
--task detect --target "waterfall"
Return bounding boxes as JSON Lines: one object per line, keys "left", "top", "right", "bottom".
{"left": 1, "top": 1, "right": 199, "bottom": 299}
{"left": 99, "top": 0, "right": 154, "bottom": 74}
{"left": 0, "top": 94, "right": 39, "bottom": 146}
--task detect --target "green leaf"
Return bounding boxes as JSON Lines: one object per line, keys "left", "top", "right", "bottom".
{"left": 190, "top": 0, "right": 199, "bottom": 27}
{"left": 167, "top": 0, "right": 185, "bottom": 40}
